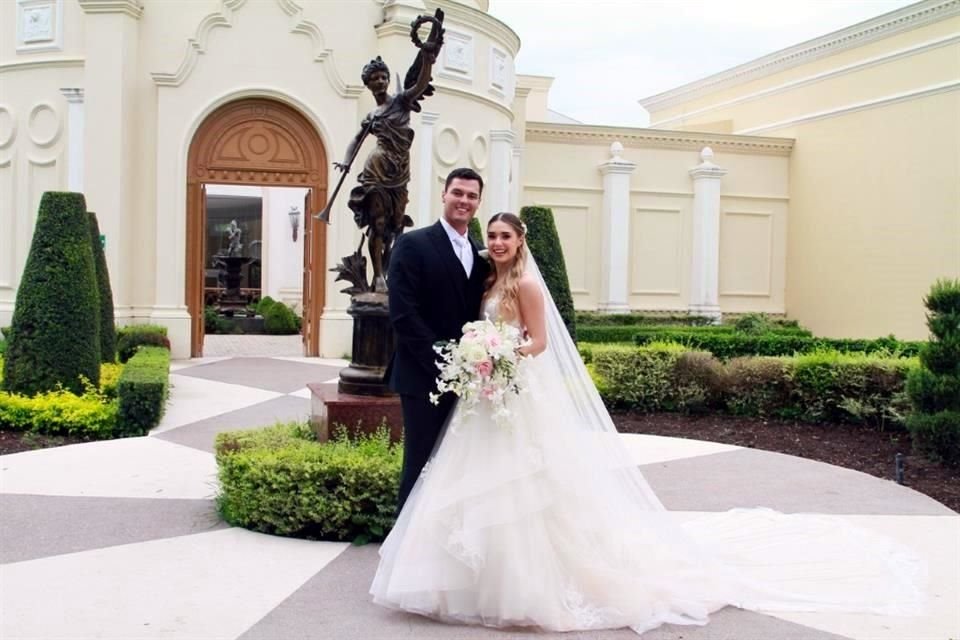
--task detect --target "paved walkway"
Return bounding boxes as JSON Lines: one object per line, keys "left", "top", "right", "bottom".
{"left": 1, "top": 356, "right": 957, "bottom": 640}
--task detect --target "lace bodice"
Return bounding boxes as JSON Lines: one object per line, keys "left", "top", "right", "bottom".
{"left": 481, "top": 293, "right": 521, "bottom": 328}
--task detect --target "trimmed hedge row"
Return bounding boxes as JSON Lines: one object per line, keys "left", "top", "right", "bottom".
{"left": 632, "top": 331, "right": 922, "bottom": 359}
{"left": 579, "top": 324, "right": 812, "bottom": 344}
{"left": 588, "top": 344, "right": 915, "bottom": 429}
{"left": 116, "top": 346, "right": 170, "bottom": 437}
{"left": 117, "top": 324, "right": 170, "bottom": 363}
{"left": 216, "top": 423, "right": 401, "bottom": 544}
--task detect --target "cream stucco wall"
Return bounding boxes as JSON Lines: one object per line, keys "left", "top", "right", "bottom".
{"left": 642, "top": 0, "right": 960, "bottom": 339}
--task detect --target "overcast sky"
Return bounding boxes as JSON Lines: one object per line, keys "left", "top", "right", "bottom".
{"left": 486, "top": 0, "right": 918, "bottom": 126}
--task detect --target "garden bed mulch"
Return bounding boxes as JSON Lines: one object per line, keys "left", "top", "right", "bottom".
{"left": 3, "top": 414, "right": 958, "bottom": 513}
{"left": 613, "top": 411, "right": 959, "bottom": 513}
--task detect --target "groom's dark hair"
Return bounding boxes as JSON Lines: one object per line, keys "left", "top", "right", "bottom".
{"left": 444, "top": 167, "right": 483, "bottom": 196}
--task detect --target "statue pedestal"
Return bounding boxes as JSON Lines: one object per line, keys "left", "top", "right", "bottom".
{"left": 309, "top": 382, "right": 403, "bottom": 443}
{"left": 337, "top": 292, "right": 395, "bottom": 396}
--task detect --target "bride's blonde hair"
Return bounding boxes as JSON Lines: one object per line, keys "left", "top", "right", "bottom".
{"left": 484, "top": 212, "right": 527, "bottom": 323}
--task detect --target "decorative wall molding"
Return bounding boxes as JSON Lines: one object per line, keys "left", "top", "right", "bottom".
{"left": 77, "top": 0, "right": 143, "bottom": 18}
{"left": 651, "top": 33, "right": 960, "bottom": 128}
{"left": 525, "top": 123, "right": 795, "bottom": 156}
{"left": 424, "top": 0, "right": 520, "bottom": 57}
{"left": 151, "top": 0, "right": 362, "bottom": 98}
{"left": 438, "top": 29, "right": 474, "bottom": 84}
{"left": 735, "top": 79, "right": 960, "bottom": 135}
{"left": 16, "top": 0, "right": 64, "bottom": 53}
{"left": 27, "top": 102, "right": 61, "bottom": 148}
{"left": 468, "top": 133, "right": 487, "bottom": 170}
{"left": 0, "top": 154, "right": 15, "bottom": 289}
{"left": 435, "top": 84, "right": 514, "bottom": 119}
{"left": 434, "top": 125, "right": 460, "bottom": 165}
{"left": 0, "top": 106, "right": 17, "bottom": 149}
{"left": 719, "top": 210, "right": 774, "bottom": 298}
{"left": 640, "top": 0, "right": 960, "bottom": 112}
{"left": 0, "top": 57, "right": 85, "bottom": 74}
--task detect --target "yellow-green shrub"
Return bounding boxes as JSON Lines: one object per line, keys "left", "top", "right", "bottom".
{"left": 0, "top": 385, "right": 116, "bottom": 437}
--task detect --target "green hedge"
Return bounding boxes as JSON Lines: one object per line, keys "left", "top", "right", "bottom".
{"left": 580, "top": 324, "right": 812, "bottom": 344}
{"left": 907, "top": 278, "right": 960, "bottom": 466}
{"left": 633, "top": 331, "right": 922, "bottom": 359}
{"left": 216, "top": 423, "right": 402, "bottom": 544}
{"left": 591, "top": 343, "right": 916, "bottom": 428}
{"left": 521, "top": 206, "right": 576, "bottom": 341}
{"left": 116, "top": 346, "right": 170, "bottom": 437}
{"left": 88, "top": 212, "right": 117, "bottom": 363}
{"left": 0, "top": 385, "right": 116, "bottom": 437}
{"left": 263, "top": 301, "right": 301, "bottom": 334}
{"left": 468, "top": 216, "right": 484, "bottom": 246}
{"left": 4, "top": 192, "right": 100, "bottom": 395}
{"left": 117, "top": 325, "right": 170, "bottom": 363}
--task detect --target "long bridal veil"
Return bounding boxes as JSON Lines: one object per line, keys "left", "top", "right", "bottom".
{"left": 522, "top": 251, "right": 926, "bottom": 621}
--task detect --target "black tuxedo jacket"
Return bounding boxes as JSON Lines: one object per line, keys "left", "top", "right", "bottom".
{"left": 386, "top": 221, "right": 489, "bottom": 395}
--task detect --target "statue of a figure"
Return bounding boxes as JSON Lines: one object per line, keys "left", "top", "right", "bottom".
{"left": 226, "top": 219, "right": 242, "bottom": 257}
{"left": 322, "top": 10, "right": 445, "bottom": 295}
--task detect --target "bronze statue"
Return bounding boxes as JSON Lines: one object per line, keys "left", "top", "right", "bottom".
{"left": 321, "top": 9, "right": 445, "bottom": 295}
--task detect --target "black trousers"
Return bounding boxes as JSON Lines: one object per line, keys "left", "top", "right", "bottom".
{"left": 396, "top": 392, "right": 456, "bottom": 514}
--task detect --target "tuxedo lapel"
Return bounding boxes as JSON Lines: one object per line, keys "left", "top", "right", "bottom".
{"left": 427, "top": 221, "right": 468, "bottom": 310}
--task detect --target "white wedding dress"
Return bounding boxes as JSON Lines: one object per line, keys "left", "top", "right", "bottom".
{"left": 370, "top": 259, "right": 926, "bottom": 635}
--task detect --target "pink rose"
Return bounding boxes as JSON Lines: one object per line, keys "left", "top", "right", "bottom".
{"left": 486, "top": 334, "right": 501, "bottom": 349}
{"left": 475, "top": 360, "right": 493, "bottom": 377}
{"left": 482, "top": 386, "right": 496, "bottom": 399}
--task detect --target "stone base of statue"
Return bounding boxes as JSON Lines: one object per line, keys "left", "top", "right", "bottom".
{"left": 337, "top": 292, "right": 395, "bottom": 396}
{"left": 214, "top": 254, "right": 254, "bottom": 315}
{"left": 309, "top": 382, "right": 403, "bottom": 443}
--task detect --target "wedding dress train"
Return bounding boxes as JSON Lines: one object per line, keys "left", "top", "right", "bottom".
{"left": 370, "top": 268, "right": 926, "bottom": 634}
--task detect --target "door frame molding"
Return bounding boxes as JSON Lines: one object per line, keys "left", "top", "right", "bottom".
{"left": 186, "top": 97, "right": 327, "bottom": 357}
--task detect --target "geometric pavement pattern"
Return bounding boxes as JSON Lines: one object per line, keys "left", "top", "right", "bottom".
{"left": 1, "top": 356, "right": 957, "bottom": 640}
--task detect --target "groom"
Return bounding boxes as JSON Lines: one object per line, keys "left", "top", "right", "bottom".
{"left": 386, "top": 167, "right": 489, "bottom": 512}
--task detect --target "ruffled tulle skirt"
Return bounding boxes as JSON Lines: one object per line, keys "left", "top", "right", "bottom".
{"left": 370, "top": 377, "right": 926, "bottom": 634}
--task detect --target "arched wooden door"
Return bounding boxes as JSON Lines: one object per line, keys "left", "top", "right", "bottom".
{"left": 186, "top": 98, "right": 327, "bottom": 357}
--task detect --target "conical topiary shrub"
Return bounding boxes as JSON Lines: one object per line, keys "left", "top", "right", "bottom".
{"left": 520, "top": 205, "right": 577, "bottom": 341}
{"left": 468, "top": 216, "right": 484, "bottom": 246}
{"left": 88, "top": 211, "right": 116, "bottom": 363}
{"left": 906, "top": 278, "right": 960, "bottom": 467}
{"left": 3, "top": 192, "right": 101, "bottom": 395}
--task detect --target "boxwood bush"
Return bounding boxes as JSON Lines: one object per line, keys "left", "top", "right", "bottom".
{"left": 907, "top": 278, "right": 960, "bottom": 466}
{"left": 3, "top": 192, "right": 100, "bottom": 395}
{"left": 88, "top": 212, "right": 116, "bottom": 363}
{"left": 116, "top": 346, "right": 170, "bottom": 436}
{"left": 263, "top": 301, "right": 301, "bottom": 335}
{"left": 117, "top": 325, "right": 170, "bottom": 363}
{"left": 521, "top": 206, "right": 576, "bottom": 341}
{"left": 633, "top": 331, "right": 921, "bottom": 359}
{"left": 215, "top": 422, "right": 402, "bottom": 544}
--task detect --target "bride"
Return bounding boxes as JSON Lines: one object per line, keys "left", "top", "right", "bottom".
{"left": 370, "top": 212, "right": 926, "bottom": 634}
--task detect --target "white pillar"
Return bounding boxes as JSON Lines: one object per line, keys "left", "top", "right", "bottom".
{"left": 509, "top": 146, "right": 522, "bottom": 213}
{"left": 598, "top": 142, "right": 635, "bottom": 313}
{"left": 688, "top": 147, "right": 727, "bottom": 321}
{"left": 488, "top": 129, "right": 514, "bottom": 215}
{"left": 416, "top": 111, "right": 439, "bottom": 228}
{"left": 59, "top": 88, "right": 84, "bottom": 192}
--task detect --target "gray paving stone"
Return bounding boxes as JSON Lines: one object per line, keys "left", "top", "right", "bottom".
{"left": 154, "top": 395, "right": 310, "bottom": 453}
{"left": 203, "top": 334, "right": 305, "bottom": 357}
{"left": 0, "top": 494, "right": 225, "bottom": 563}
{"left": 239, "top": 544, "right": 851, "bottom": 640}
{"left": 640, "top": 447, "right": 956, "bottom": 515}
{"left": 173, "top": 357, "right": 341, "bottom": 393}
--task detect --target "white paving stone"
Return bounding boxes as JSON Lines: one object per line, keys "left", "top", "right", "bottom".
{"left": 0, "top": 437, "right": 217, "bottom": 499}
{"left": 771, "top": 514, "right": 960, "bottom": 640}
{"left": 169, "top": 356, "right": 231, "bottom": 371}
{"left": 0, "top": 528, "right": 349, "bottom": 640}
{"left": 288, "top": 386, "right": 313, "bottom": 399}
{"left": 272, "top": 356, "right": 349, "bottom": 367}
{"left": 620, "top": 432, "right": 741, "bottom": 465}
{"left": 153, "top": 374, "right": 283, "bottom": 434}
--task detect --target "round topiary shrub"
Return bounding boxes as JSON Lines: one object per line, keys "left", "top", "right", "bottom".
{"left": 255, "top": 296, "right": 277, "bottom": 316}
{"left": 3, "top": 192, "right": 100, "bottom": 395}
{"left": 215, "top": 422, "right": 402, "bottom": 544}
{"left": 88, "top": 212, "right": 116, "bottom": 363}
{"left": 520, "top": 206, "right": 577, "bottom": 341}
{"left": 263, "top": 302, "right": 301, "bottom": 334}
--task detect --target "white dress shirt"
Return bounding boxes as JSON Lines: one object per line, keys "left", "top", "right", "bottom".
{"left": 439, "top": 217, "right": 473, "bottom": 276}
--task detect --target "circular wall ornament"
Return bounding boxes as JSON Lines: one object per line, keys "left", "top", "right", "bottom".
{"left": 0, "top": 105, "right": 16, "bottom": 149}
{"left": 469, "top": 133, "right": 487, "bottom": 171}
{"left": 434, "top": 125, "right": 460, "bottom": 166}
{"left": 27, "top": 102, "right": 61, "bottom": 148}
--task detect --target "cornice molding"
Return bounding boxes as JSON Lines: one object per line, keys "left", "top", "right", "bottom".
{"left": 77, "top": 0, "right": 143, "bottom": 18}
{"left": 424, "top": 0, "right": 520, "bottom": 57}
{"left": 525, "top": 122, "right": 794, "bottom": 156}
{"left": 151, "top": 0, "right": 363, "bottom": 98}
{"left": 640, "top": 0, "right": 960, "bottom": 112}
{"left": 0, "top": 57, "right": 85, "bottom": 74}
{"left": 435, "top": 84, "right": 514, "bottom": 120}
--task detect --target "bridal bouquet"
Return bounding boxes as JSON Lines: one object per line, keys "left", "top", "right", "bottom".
{"left": 430, "top": 319, "right": 530, "bottom": 427}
